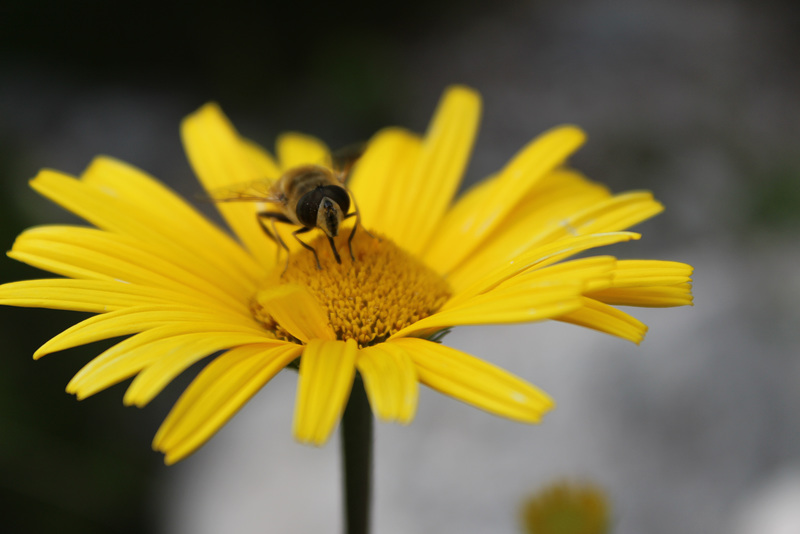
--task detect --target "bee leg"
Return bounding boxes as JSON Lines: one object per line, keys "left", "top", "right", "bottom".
{"left": 292, "top": 227, "right": 327, "bottom": 269}
{"left": 342, "top": 191, "right": 379, "bottom": 262}
{"left": 344, "top": 213, "right": 358, "bottom": 261}
{"left": 257, "top": 211, "right": 293, "bottom": 275}
{"left": 326, "top": 235, "right": 342, "bottom": 264}
{"left": 274, "top": 220, "right": 293, "bottom": 276}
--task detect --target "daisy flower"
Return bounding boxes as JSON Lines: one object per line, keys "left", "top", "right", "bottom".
{"left": 521, "top": 481, "right": 610, "bottom": 534}
{"left": 0, "top": 86, "right": 693, "bottom": 464}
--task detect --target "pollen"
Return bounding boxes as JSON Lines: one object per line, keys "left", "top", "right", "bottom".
{"left": 254, "top": 229, "right": 452, "bottom": 347}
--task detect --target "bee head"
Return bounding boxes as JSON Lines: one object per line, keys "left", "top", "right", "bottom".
{"left": 297, "top": 185, "right": 350, "bottom": 237}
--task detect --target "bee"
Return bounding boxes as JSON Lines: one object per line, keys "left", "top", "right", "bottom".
{"left": 207, "top": 160, "right": 367, "bottom": 273}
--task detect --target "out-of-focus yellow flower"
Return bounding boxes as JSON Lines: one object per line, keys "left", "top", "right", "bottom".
{"left": 522, "top": 481, "right": 611, "bottom": 534}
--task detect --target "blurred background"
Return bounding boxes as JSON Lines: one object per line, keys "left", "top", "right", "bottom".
{"left": 1, "top": 0, "right": 799, "bottom": 532}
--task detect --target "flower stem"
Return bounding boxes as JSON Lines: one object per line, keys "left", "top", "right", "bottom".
{"left": 341, "top": 374, "right": 372, "bottom": 534}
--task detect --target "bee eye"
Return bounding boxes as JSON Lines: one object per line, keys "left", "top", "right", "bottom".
{"left": 321, "top": 185, "right": 350, "bottom": 214}
{"left": 297, "top": 190, "right": 323, "bottom": 227}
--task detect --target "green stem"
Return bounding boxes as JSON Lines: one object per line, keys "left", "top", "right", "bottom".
{"left": 341, "top": 374, "right": 373, "bottom": 534}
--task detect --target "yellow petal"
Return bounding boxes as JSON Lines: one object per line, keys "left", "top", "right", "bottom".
{"left": 0, "top": 279, "right": 227, "bottom": 314}
{"left": 293, "top": 339, "right": 358, "bottom": 445}
{"left": 154, "top": 342, "right": 302, "bottom": 465}
{"left": 391, "top": 281, "right": 583, "bottom": 339}
{"left": 276, "top": 132, "right": 332, "bottom": 170}
{"left": 29, "top": 168, "right": 169, "bottom": 246}
{"left": 423, "top": 125, "right": 586, "bottom": 273}
{"left": 559, "top": 191, "right": 665, "bottom": 236}
{"left": 30, "top": 168, "right": 262, "bottom": 297}
{"left": 123, "top": 333, "right": 287, "bottom": 408}
{"left": 450, "top": 191, "right": 660, "bottom": 289}
{"left": 419, "top": 174, "right": 496, "bottom": 261}
{"left": 67, "top": 327, "right": 271, "bottom": 399}
{"left": 586, "top": 260, "right": 693, "bottom": 307}
{"left": 357, "top": 342, "right": 418, "bottom": 423}
{"left": 34, "top": 305, "right": 260, "bottom": 359}
{"left": 77, "top": 156, "right": 264, "bottom": 286}
{"left": 556, "top": 297, "right": 648, "bottom": 344}
{"left": 504, "top": 256, "right": 616, "bottom": 293}
{"left": 602, "top": 260, "right": 693, "bottom": 288}
{"left": 181, "top": 102, "right": 279, "bottom": 267}
{"left": 254, "top": 284, "right": 335, "bottom": 342}
{"left": 347, "top": 127, "right": 422, "bottom": 233}
{"left": 502, "top": 169, "right": 611, "bottom": 229}
{"left": 588, "top": 284, "right": 694, "bottom": 307}
{"left": 391, "top": 337, "right": 553, "bottom": 422}
{"left": 240, "top": 138, "right": 282, "bottom": 177}
{"left": 10, "top": 226, "right": 247, "bottom": 313}
{"left": 448, "top": 232, "right": 640, "bottom": 304}
{"left": 386, "top": 86, "right": 482, "bottom": 253}
{"left": 445, "top": 170, "right": 613, "bottom": 286}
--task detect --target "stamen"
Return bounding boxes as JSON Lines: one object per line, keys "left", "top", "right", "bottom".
{"left": 251, "top": 230, "right": 452, "bottom": 347}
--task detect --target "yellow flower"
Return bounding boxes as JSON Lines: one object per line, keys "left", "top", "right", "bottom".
{"left": 521, "top": 481, "right": 611, "bottom": 534}
{"left": 0, "top": 86, "right": 693, "bottom": 464}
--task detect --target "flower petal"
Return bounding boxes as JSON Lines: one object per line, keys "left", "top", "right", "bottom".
{"left": 10, "top": 226, "right": 247, "bottom": 313}
{"left": 254, "top": 284, "right": 335, "bottom": 342}
{"left": 501, "top": 169, "right": 610, "bottom": 229}
{"left": 276, "top": 132, "right": 331, "bottom": 170}
{"left": 76, "top": 156, "right": 264, "bottom": 285}
{"left": 293, "top": 339, "right": 358, "bottom": 445}
{"left": 28, "top": 168, "right": 173, "bottom": 245}
{"left": 444, "top": 169, "right": 611, "bottom": 286}
{"left": 448, "top": 232, "right": 641, "bottom": 304}
{"left": 586, "top": 260, "right": 694, "bottom": 307}
{"left": 34, "top": 305, "right": 261, "bottom": 359}
{"left": 556, "top": 297, "right": 648, "bottom": 344}
{"left": 0, "top": 279, "right": 210, "bottom": 313}
{"left": 30, "top": 167, "right": 263, "bottom": 294}
{"left": 124, "top": 334, "right": 286, "bottom": 408}
{"left": 357, "top": 342, "right": 418, "bottom": 423}
{"left": 567, "top": 192, "right": 664, "bottom": 235}
{"left": 502, "top": 256, "right": 616, "bottom": 293}
{"left": 448, "top": 189, "right": 661, "bottom": 289}
{"left": 347, "top": 127, "right": 422, "bottom": 233}
{"left": 423, "top": 125, "right": 586, "bottom": 273}
{"left": 600, "top": 260, "right": 693, "bottom": 287}
{"left": 392, "top": 338, "right": 553, "bottom": 422}
{"left": 153, "top": 342, "right": 302, "bottom": 465}
{"left": 391, "top": 281, "right": 584, "bottom": 339}
{"left": 385, "top": 86, "right": 481, "bottom": 253}
{"left": 66, "top": 327, "right": 271, "bottom": 400}
{"left": 181, "top": 103, "right": 280, "bottom": 267}
{"left": 240, "top": 138, "right": 282, "bottom": 177}
{"left": 589, "top": 284, "right": 694, "bottom": 307}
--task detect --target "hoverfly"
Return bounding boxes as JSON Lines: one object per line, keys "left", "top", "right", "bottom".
{"left": 206, "top": 152, "right": 367, "bottom": 274}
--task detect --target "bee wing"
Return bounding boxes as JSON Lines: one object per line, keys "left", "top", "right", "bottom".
{"left": 331, "top": 142, "right": 366, "bottom": 184}
{"left": 201, "top": 179, "right": 283, "bottom": 203}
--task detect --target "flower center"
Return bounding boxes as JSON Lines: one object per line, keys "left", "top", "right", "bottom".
{"left": 251, "top": 229, "right": 452, "bottom": 347}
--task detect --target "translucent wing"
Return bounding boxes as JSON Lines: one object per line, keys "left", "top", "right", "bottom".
{"left": 199, "top": 144, "right": 364, "bottom": 202}
{"left": 201, "top": 179, "right": 283, "bottom": 204}
{"left": 331, "top": 142, "right": 366, "bottom": 184}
